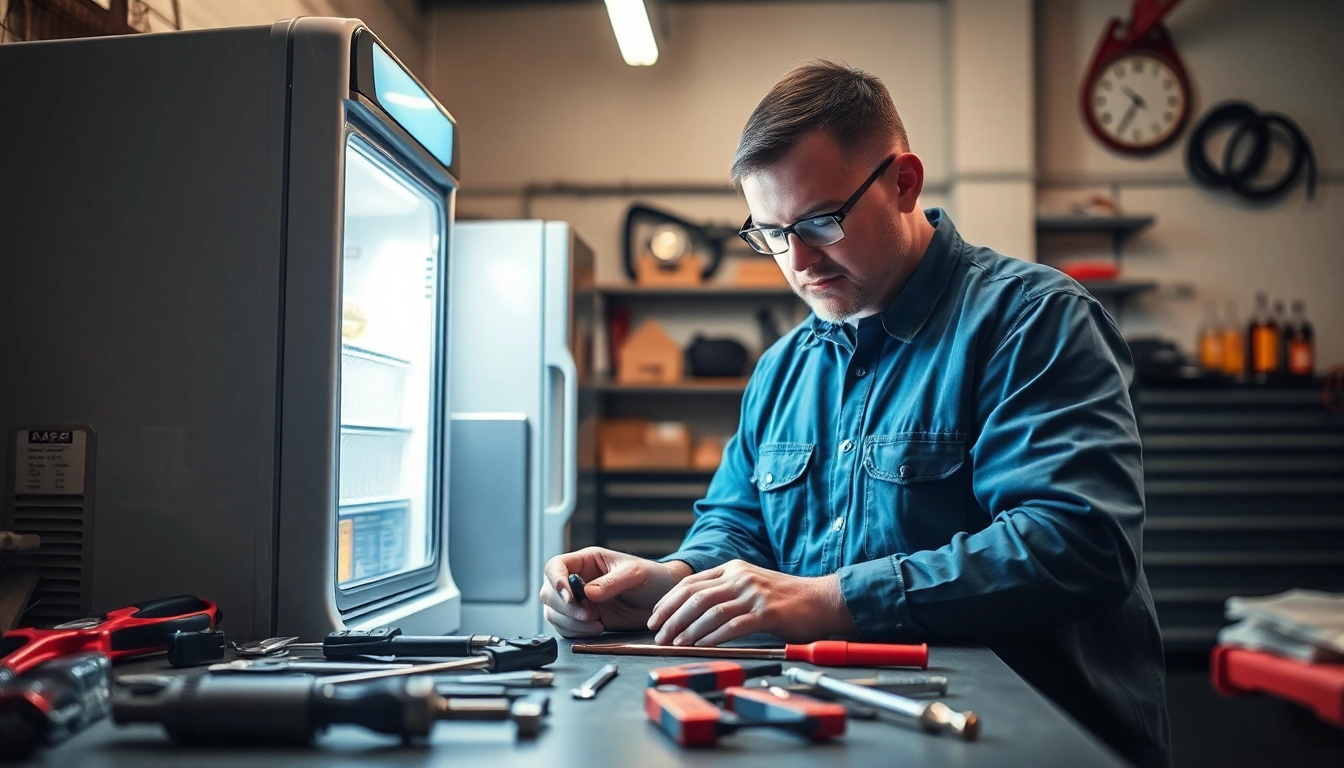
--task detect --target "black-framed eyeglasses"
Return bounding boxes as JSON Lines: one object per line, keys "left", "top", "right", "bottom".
{"left": 738, "top": 155, "right": 896, "bottom": 256}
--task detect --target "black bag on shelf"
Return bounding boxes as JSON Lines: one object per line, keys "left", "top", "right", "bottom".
{"left": 685, "top": 336, "right": 748, "bottom": 378}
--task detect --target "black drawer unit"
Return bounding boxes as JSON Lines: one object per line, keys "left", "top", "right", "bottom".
{"left": 1136, "top": 385, "right": 1344, "bottom": 651}
{"left": 595, "top": 470, "right": 711, "bottom": 560}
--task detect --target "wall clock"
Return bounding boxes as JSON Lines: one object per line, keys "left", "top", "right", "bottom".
{"left": 1081, "top": 0, "right": 1193, "bottom": 155}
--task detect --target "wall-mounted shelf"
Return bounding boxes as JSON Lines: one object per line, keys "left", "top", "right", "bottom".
{"left": 1036, "top": 214, "right": 1155, "bottom": 256}
{"left": 1079, "top": 278, "right": 1158, "bottom": 300}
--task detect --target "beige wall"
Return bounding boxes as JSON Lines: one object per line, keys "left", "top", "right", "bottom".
{"left": 1037, "top": 0, "right": 1344, "bottom": 370}
{"left": 179, "top": 0, "right": 424, "bottom": 72}
{"left": 428, "top": 1, "right": 955, "bottom": 294}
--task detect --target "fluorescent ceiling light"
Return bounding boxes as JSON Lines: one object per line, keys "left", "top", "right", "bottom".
{"left": 604, "top": 0, "right": 659, "bottom": 66}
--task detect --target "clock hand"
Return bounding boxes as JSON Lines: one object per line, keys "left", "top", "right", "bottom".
{"left": 1115, "top": 102, "right": 1141, "bottom": 137}
{"left": 1120, "top": 85, "right": 1147, "bottom": 110}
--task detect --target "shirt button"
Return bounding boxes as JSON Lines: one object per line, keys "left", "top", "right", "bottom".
{"left": 839, "top": 439, "right": 854, "bottom": 453}
{"left": 899, "top": 464, "right": 911, "bottom": 478}
{"left": 854, "top": 366, "right": 868, "bottom": 378}
{"left": 764, "top": 473, "right": 774, "bottom": 485}
{"left": 832, "top": 517, "right": 845, "bottom": 532}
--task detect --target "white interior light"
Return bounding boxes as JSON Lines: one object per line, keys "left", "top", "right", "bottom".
{"left": 604, "top": 0, "right": 659, "bottom": 66}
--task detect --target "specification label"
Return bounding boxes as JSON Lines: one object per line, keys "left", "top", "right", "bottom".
{"left": 16, "top": 428, "right": 87, "bottom": 495}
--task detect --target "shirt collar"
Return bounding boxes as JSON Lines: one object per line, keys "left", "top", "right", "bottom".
{"left": 809, "top": 207, "right": 962, "bottom": 345}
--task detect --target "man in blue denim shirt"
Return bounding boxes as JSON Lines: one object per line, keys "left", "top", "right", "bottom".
{"left": 542, "top": 61, "right": 1170, "bottom": 767}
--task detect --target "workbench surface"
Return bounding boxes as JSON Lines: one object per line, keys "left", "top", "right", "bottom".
{"left": 27, "top": 636, "right": 1131, "bottom": 767}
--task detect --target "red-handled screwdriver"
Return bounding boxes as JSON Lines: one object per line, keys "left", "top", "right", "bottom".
{"left": 574, "top": 640, "right": 928, "bottom": 669}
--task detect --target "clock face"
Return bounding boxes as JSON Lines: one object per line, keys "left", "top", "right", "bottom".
{"left": 1087, "top": 52, "right": 1188, "bottom": 153}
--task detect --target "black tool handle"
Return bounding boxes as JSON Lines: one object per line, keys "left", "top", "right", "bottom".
{"left": 322, "top": 628, "right": 477, "bottom": 659}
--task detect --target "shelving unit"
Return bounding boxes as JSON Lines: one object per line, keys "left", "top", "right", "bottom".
{"left": 1036, "top": 214, "right": 1155, "bottom": 258}
{"left": 1036, "top": 213, "right": 1158, "bottom": 317}
{"left": 591, "top": 282, "right": 801, "bottom": 550}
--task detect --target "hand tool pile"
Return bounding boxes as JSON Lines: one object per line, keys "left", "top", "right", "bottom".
{"left": 0, "top": 596, "right": 559, "bottom": 758}
{"left": 620, "top": 645, "right": 979, "bottom": 749}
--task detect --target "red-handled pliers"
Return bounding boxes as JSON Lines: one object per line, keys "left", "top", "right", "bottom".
{"left": 0, "top": 595, "right": 220, "bottom": 685}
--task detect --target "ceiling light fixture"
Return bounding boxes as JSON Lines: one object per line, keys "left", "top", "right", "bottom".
{"left": 604, "top": 0, "right": 658, "bottom": 66}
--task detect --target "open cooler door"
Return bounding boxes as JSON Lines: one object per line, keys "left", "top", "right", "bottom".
{"left": 276, "top": 20, "right": 459, "bottom": 637}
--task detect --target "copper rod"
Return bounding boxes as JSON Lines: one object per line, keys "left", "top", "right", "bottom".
{"left": 571, "top": 643, "right": 783, "bottom": 660}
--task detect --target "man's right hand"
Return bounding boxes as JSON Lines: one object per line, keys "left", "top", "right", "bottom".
{"left": 540, "top": 547, "right": 693, "bottom": 637}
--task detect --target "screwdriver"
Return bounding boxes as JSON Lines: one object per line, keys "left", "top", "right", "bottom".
{"left": 287, "top": 627, "right": 507, "bottom": 659}
{"left": 113, "top": 673, "right": 549, "bottom": 742}
{"left": 574, "top": 640, "right": 928, "bottom": 668}
{"left": 785, "top": 667, "right": 979, "bottom": 740}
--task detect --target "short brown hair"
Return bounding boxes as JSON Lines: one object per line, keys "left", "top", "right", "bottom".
{"left": 730, "top": 60, "right": 908, "bottom": 185}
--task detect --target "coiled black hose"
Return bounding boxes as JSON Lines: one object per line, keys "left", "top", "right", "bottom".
{"left": 1186, "top": 100, "right": 1316, "bottom": 202}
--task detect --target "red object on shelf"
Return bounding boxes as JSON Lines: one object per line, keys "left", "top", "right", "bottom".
{"left": 1060, "top": 262, "right": 1122, "bottom": 282}
{"left": 1211, "top": 645, "right": 1344, "bottom": 728}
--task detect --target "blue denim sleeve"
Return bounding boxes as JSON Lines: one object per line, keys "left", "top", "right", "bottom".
{"left": 839, "top": 290, "right": 1144, "bottom": 641}
{"left": 660, "top": 374, "right": 776, "bottom": 574}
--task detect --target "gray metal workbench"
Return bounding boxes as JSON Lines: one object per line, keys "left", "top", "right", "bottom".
{"left": 25, "top": 636, "right": 1131, "bottom": 767}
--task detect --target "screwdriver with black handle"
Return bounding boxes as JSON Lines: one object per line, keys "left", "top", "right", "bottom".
{"left": 113, "top": 672, "right": 549, "bottom": 743}
{"left": 289, "top": 627, "right": 556, "bottom": 662}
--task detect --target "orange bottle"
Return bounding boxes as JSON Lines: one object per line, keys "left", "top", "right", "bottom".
{"left": 1221, "top": 302, "right": 1245, "bottom": 378}
{"left": 1247, "top": 293, "right": 1280, "bottom": 381}
{"left": 1198, "top": 302, "right": 1224, "bottom": 370}
{"left": 1284, "top": 299, "right": 1315, "bottom": 378}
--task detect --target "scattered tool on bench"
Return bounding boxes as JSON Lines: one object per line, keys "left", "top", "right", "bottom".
{"left": 646, "top": 683, "right": 847, "bottom": 747}
{"left": 785, "top": 667, "right": 979, "bottom": 740}
{"left": 286, "top": 627, "right": 553, "bottom": 662}
{"left": 648, "top": 661, "right": 782, "bottom": 692}
{"left": 113, "top": 673, "right": 550, "bottom": 743}
{"left": 0, "top": 595, "right": 221, "bottom": 686}
{"left": 312, "top": 635, "right": 558, "bottom": 685}
{"left": 574, "top": 639, "right": 928, "bottom": 668}
{"left": 230, "top": 636, "right": 298, "bottom": 657}
{"left": 571, "top": 663, "right": 618, "bottom": 699}
{"left": 0, "top": 652, "right": 112, "bottom": 759}
{"left": 0, "top": 595, "right": 221, "bottom": 757}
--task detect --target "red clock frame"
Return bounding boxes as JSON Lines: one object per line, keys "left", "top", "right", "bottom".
{"left": 1080, "top": 0, "right": 1193, "bottom": 155}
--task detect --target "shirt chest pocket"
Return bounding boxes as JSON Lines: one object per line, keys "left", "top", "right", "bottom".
{"left": 861, "top": 434, "right": 967, "bottom": 559}
{"left": 753, "top": 442, "right": 814, "bottom": 567}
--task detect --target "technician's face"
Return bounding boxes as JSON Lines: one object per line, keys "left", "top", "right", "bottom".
{"left": 741, "top": 130, "right": 910, "bottom": 323}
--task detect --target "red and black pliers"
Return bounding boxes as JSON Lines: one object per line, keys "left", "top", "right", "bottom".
{"left": 0, "top": 595, "right": 220, "bottom": 687}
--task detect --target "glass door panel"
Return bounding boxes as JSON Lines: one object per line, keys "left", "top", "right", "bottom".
{"left": 337, "top": 134, "right": 442, "bottom": 590}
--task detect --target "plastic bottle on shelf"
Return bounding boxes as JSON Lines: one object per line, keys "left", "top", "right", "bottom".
{"left": 1247, "top": 292, "right": 1280, "bottom": 382}
{"left": 1222, "top": 302, "right": 1245, "bottom": 379}
{"left": 1198, "top": 302, "right": 1224, "bottom": 371}
{"left": 1284, "top": 299, "right": 1315, "bottom": 378}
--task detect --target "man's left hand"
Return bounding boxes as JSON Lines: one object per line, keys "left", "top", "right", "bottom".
{"left": 647, "top": 560, "right": 857, "bottom": 646}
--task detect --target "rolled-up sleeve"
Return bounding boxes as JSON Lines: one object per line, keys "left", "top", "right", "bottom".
{"left": 839, "top": 289, "right": 1144, "bottom": 641}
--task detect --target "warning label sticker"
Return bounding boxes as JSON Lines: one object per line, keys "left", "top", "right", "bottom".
{"left": 16, "top": 428, "right": 87, "bottom": 495}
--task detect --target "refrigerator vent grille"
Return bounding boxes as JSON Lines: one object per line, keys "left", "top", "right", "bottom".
{"left": 9, "top": 504, "right": 91, "bottom": 624}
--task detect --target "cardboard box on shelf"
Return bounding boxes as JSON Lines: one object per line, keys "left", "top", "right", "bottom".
{"left": 636, "top": 253, "right": 704, "bottom": 286}
{"left": 691, "top": 436, "right": 724, "bottom": 470}
{"left": 732, "top": 258, "right": 788, "bottom": 287}
{"left": 617, "top": 320, "right": 683, "bottom": 385}
{"left": 599, "top": 418, "right": 691, "bottom": 469}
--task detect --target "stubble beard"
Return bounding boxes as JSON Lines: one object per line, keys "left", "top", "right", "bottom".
{"left": 790, "top": 220, "right": 909, "bottom": 324}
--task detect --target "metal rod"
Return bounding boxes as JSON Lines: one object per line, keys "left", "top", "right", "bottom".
{"left": 317, "top": 656, "right": 490, "bottom": 685}
{"left": 571, "top": 643, "right": 780, "bottom": 660}
{"left": 785, "top": 668, "right": 979, "bottom": 741}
